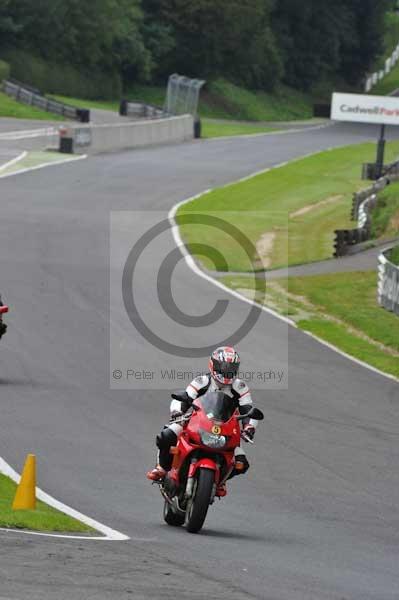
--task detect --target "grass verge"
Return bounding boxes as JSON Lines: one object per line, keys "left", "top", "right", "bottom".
{"left": 371, "top": 61, "right": 399, "bottom": 95}
{"left": 0, "top": 91, "right": 64, "bottom": 121}
{"left": 52, "top": 94, "right": 119, "bottom": 112}
{"left": 222, "top": 271, "right": 399, "bottom": 379}
{"left": 371, "top": 181, "right": 399, "bottom": 239}
{"left": 123, "top": 83, "right": 166, "bottom": 108}
{"left": 383, "top": 12, "right": 399, "bottom": 60}
{"left": 373, "top": 11, "right": 399, "bottom": 73}
{"left": 177, "top": 141, "right": 399, "bottom": 272}
{"left": 369, "top": 11, "right": 399, "bottom": 94}
{"left": 201, "top": 79, "right": 313, "bottom": 121}
{"left": 0, "top": 474, "right": 94, "bottom": 532}
{"left": 389, "top": 245, "right": 399, "bottom": 265}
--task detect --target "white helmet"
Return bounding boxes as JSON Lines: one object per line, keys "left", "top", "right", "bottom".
{"left": 209, "top": 346, "right": 240, "bottom": 385}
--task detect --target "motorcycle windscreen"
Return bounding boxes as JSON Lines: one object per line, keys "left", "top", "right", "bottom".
{"left": 199, "top": 391, "right": 236, "bottom": 422}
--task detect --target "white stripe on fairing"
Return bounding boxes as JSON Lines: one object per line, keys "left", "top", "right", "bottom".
{"left": 0, "top": 457, "right": 129, "bottom": 541}
{"left": 168, "top": 155, "right": 399, "bottom": 385}
{"left": 170, "top": 398, "right": 182, "bottom": 412}
{"left": 169, "top": 422, "right": 184, "bottom": 436}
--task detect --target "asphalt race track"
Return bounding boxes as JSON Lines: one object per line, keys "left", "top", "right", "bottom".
{"left": 0, "top": 123, "right": 398, "bottom": 599}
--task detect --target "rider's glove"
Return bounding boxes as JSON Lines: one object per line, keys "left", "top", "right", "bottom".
{"left": 243, "top": 425, "right": 255, "bottom": 441}
{"left": 170, "top": 410, "right": 183, "bottom": 422}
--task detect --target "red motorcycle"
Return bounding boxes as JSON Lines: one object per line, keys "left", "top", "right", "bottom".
{"left": 0, "top": 296, "right": 8, "bottom": 340}
{"left": 158, "top": 390, "right": 264, "bottom": 534}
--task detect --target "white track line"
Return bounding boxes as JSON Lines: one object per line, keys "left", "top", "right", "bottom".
{"left": 202, "top": 121, "right": 332, "bottom": 142}
{"left": 0, "top": 151, "right": 27, "bottom": 172}
{"left": 168, "top": 155, "right": 399, "bottom": 385}
{"left": 0, "top": 457, "right": 129, "bottom": 541}
{"left": 0, "top": 154, "right": 87, "bottom": 180}
{"left": 0, "top": 128, "right": 57, "bottom": 141}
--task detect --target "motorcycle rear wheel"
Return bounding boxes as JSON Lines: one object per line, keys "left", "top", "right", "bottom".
{"left": 163, "top": 500, "right": 185, "bottom": 526}
{"left": 186, "top": 468, "right": 214, "bottom": 534}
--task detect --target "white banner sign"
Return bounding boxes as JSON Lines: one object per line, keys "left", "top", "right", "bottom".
{"left": 331, "top": 92, "right": 399, "bottom": 125}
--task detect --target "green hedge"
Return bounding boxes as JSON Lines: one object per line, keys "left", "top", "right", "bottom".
{"left": 0, "top": 60, "right": 10, "bottom": 83}
{"left": 3, "top": 51, "right": 121, "bottom": 100}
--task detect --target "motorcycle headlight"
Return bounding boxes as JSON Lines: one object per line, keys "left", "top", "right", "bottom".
{"left": 200, "top": 431, "right": 227, "bottom": 449}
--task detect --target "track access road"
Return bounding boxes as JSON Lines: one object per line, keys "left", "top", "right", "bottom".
{"left": 0, "top": 122, "right": 398, "bottom": 600}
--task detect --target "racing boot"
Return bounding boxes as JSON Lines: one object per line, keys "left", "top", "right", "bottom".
{"left": 215, "top": 482, "right": 227, "bottom": 497}
{"left": 146, "top": 465, "right": 166, "bottom": 482}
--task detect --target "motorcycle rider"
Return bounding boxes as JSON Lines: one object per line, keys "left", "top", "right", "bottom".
{"left": 0, "top": 296, "right": 7, "bottom": 340}
{"left": 147, "top": 346, "right": 259, "bottom": 495}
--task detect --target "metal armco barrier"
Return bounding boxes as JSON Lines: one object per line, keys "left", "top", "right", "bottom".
{"left": 362, "top": 156, "right": 399, "bottom": 182}
{"left": 2, "top": 80, "right": 90, "bottom": 123}
{"left": 357, "top": 193, "right": 377, "bottom": 228}
{"left": 334, "top": 194, "right": 375, "bottom": 257}
{"left": 333, "top": 227, "right": 370, "bottom": 257}
{"left": 119, "top": 100, "right": 167, "bottom": 119}
{"left": 335, "top": 168, "right": 399, "bottom": 257}
{"left": 378, "top": 247, "right": 399, "bottom": 316}
{"left": 8, "top": 77, "right": 41, "bottom": 95}
{"left": 351, "top": 177, "right": 390, "bottom": 220}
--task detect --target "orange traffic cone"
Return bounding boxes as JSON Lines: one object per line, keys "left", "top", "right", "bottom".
{"left": 12, "top": 454, "right": 36, "bottom": 510}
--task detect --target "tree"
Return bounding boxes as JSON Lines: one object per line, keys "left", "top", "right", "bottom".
{"left": 1, "top": 0, "right": 151, "bottom": 83}
{"left": 0, "top": 0, "right": 393, "bottom": 95}
{"left": 272, "top": 0, "right": 350, "bottom": 89}
{"left": 141, "top": 0, "right": 176, "bottom": 82}
{"left": 340, "top": 0, "right": 391, "bottom": 84}
{"left": 145, "top": 0, "right": 282, "bottom": 90}
{"left": 0, "top": 0, "right": 20, "bottom": 48}
{"left": 272, "top": 0, "right": 391, "bottom": 90}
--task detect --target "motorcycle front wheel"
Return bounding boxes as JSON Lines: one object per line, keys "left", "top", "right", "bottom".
{"left": 186, "top": 468, "right": 214, "bottom": 534}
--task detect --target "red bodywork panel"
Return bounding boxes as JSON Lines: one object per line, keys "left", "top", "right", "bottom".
{"left": 188, "top": 457, "right": 219, "bottom": 478}
{"left": 0, "top": 306, "right": 8, "bottom": 315}
{"left": 169, "top": 399, "right": 242, "bottom": 488}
